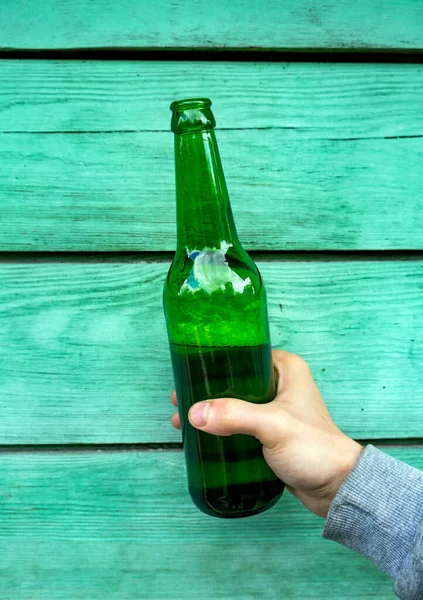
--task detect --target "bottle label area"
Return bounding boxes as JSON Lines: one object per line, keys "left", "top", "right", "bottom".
{"left": 181, "top": 241, "right": 252, "bottom": 295}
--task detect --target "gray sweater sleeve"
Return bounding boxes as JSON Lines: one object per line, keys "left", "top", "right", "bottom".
{"left": 323, "top": 445, "right": 423, "bottom": 599}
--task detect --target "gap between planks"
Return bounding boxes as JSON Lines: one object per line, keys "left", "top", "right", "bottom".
{"left": 0, "top": 439, "right": 423, "bottom": 454}
{"left": 0, "top": 250, "right": 423, "bottom": 264}
{"left": 1, "top": 130, "right": 422, "bottom": 139}
{"left": 0, "top": 49, "right": 423, "bottom": 62}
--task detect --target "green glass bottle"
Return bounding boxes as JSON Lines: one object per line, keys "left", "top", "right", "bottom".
{"left": 163, "top": 98, "right": 284, "bottom": 518}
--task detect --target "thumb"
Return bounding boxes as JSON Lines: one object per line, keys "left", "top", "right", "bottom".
{"left": 188, "top": 397, "right": 286, "bottom": 450}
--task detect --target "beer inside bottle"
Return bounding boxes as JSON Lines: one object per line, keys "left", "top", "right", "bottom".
{"left": 163, "top": 98, "right": 284, "bottom": 518}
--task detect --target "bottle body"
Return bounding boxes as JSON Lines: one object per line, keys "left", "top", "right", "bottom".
{"left": 163, "top": 99, "right": 284, "bottom": 518}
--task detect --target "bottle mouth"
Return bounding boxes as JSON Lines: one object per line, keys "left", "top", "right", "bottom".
{"left": 170, "top": 98, "right": 212, "bottom": 112}
{"left": 170, "top": 98, "right": 215, "bottom": 134}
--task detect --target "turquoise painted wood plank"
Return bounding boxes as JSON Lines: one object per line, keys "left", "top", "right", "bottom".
{"left": 0, "top": 258, "right": 421, "bottom": 444}
{"left": 1, "top": 62, "right": 423, "bottom": 135}
{"left": 1, "top": 132, "right": 423, "bottom": 251}
{"left": 2, "top": 447, "right": 419, "bottom": 598}
{"left": 1, "top": 0, "right": 422, "bottom": 51}
{"left": 1, "top": 61, "right": 422, "bottom": 251}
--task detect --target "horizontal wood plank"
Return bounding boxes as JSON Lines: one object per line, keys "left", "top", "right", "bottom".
{"left": 1, "top": 447, "right": 420, "bottom": 598}
{"left": 0, "top": 258, "right": 421, "bottom": 444}
{"left": 1, "top": 61, "right": 423, "bottom": 250}
{"left": 1, "top": 0, "right": 422, "bottom": 51}
{"left": 3, "top": 131, "right": 422, "bottom": 251}
{"left": 2, "top": 62, "right": 423, "bottom": 135}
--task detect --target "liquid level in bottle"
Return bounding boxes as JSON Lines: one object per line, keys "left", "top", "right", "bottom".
{"left": 170, "top": 342, "right": 284, "bottom": 518}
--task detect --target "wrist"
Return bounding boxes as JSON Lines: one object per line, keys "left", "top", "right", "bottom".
{"left": 299, "top": 436, "right": 364, "bottom": 519}
{"left": 326, "top": 436, "right": 364, "bottom": 511}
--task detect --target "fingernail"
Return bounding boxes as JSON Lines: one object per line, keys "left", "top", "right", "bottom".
{"left": 189, "top": 402, "right": 210, "bottom": 427}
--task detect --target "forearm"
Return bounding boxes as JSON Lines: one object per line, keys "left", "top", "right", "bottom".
{"left": 323, "top": 445, "right": 423, "bottom": 599}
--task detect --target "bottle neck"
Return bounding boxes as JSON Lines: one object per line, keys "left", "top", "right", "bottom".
{"left": 174, "top": 129, "right": 239, "bottom": 253}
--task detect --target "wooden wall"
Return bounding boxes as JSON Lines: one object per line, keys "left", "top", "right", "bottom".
{"left": 1, "top": 2, "right": 422, "bottom": 597}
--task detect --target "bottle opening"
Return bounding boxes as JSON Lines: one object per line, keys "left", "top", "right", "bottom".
{"left": 170, "top": 98, "right": 216, "bottom": 134}
{"left": 170, "top": 98, "right": 212, "bottom": 112}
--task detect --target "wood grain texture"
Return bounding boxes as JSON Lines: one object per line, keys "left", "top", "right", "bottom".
{"left": 4, "top": 130, "right": 423, "bottom": 251}
{"left": 2, "top": 62, "right": 423, "bottom": 134}
{"left": 3, "top": 447, "right": 420, "bottom": 599}
{"left": 1, "top": 61, "right": 423, "bottom": 250}
{"left": 1, "top": 0, "right": 422, "bottom": 51}
{"left": 0, "top": 258, "right": 421, "bottom": 444}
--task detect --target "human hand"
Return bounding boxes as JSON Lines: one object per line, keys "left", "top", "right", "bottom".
{"left": 171, "top": 349, "right": 363, "bottom": 518}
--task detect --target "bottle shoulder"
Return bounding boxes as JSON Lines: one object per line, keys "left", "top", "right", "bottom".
{"left": 164, "top": 242, "right": 263, "bottom": 299}
{"left": 163, "top": 243, "right": 271, "bottom": 348}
